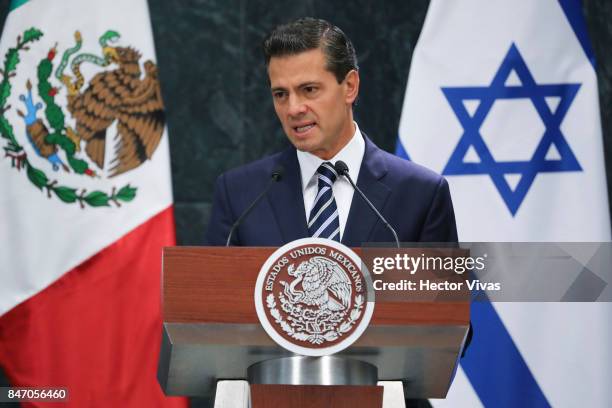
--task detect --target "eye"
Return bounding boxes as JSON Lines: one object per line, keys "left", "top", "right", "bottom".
{"left": 304, "top": 86, "right": 317, "bottom": 94}
{"left": 272, "top": 90, "right": 287, "bottom": 100}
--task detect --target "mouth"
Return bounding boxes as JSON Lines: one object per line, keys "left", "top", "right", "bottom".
{"left": 292, "top": 122, "right": 316, "bottom": 136}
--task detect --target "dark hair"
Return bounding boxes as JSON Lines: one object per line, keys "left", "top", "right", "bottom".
{"left": 263, "top": 17, "right": 358, "bottom": 83}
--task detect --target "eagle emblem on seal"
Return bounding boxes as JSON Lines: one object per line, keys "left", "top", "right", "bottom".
{"left": 280, "top": 256, "right": 352, "bottom": 312}
{"left": 255, "top": 239, "right": 375, "bottom": 356}
{"left": 270, "top": 256, "right": 364, "bottom": 345}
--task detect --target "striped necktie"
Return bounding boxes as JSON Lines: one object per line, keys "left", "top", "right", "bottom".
{"left": 308, "top": 162, "right": 340, "bottom": 241}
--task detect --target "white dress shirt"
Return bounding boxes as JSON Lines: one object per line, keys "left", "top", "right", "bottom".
{"left": 297, "top": 122, "right": 366, "bottom": 240}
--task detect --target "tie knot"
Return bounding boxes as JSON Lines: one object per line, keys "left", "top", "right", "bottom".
{"left": 317, "top": 162, "right": 338, "bottom": 185}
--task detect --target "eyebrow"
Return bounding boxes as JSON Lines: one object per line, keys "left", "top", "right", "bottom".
{"left": 270, "top": 81, "right": 322, "bottom": 92}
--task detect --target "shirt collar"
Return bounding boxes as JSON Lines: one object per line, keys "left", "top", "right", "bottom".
{"left": 297, "top": 122, "right": 366, "bottom": 191}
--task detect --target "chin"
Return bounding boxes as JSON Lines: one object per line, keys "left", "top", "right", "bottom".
{"left": 293, "top": 143, "right": 315, "bottom": 153}
{"left": 290, "top": 138, "right": 316, "bottom": 153}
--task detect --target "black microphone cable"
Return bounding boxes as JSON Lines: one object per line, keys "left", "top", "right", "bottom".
{"left": 225, "top": 165, "right": 284, "bottom": 246}
{"left": 334, "top": 160, "right": 400, "bottom": 248}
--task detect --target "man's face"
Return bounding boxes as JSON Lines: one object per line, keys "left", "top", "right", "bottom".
{"left": 268, "top": 48, "right": 359, "bottom": 160}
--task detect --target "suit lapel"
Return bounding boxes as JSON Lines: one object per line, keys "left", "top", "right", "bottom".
{"left": 267, "top": 147, "right": 310, "bottom": 242}
{"left": 342, "top": 136, "right": 391, "bottom": 247}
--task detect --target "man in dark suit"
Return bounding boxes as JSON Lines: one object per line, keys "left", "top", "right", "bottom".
{"left": 205, "top": 17, "right": 457, "bottom": 247}
{"left": 205, "top": 19, "right": 464, "bottom": 407}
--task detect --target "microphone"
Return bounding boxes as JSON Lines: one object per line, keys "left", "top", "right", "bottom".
{"left": 225, "top": 165, "right": 284, "bottom": 246}
{"left": 334, "top": 160, "right": 400, "bottom": 248}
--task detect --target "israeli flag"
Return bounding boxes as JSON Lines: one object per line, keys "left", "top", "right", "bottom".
{"left": 397, "top": 0, "right": 612, "bottom": 407}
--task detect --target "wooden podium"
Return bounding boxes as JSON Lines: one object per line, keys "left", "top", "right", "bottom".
{"left": 157, "top": 246, "right": 470, "bottom": 407}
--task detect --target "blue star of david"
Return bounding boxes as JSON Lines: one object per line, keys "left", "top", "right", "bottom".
{"left": 442, "top": 43, "right": 582, "bottom": 215}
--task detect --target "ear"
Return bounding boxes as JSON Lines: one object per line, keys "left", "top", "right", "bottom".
{"left": 344, "top": 69, "right": 360, "bottom": 104}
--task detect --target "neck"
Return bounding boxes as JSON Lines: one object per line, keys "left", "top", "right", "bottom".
{"left": 318, "top": 118, "right": 355, "bottom": 160}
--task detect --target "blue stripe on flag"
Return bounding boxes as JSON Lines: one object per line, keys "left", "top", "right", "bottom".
{"left": 394, "top": 137, "right": 411, "bottom": 160}
{"left": 394, "top": 136, "right": 549, "bottom": 405}
{"left": 558, "top": 0, "right": 596, "bottom": 69}
{"left": 461, "top": 301, "right": 551, "bottom": 408}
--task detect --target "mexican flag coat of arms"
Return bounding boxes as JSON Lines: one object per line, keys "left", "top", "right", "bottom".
{"left": 0, "top": 0, "right": 187, "bottom": 406}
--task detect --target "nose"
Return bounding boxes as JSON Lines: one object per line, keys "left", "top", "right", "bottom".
{"left": 287, "top": 94, "right": 307, "bottom": 117}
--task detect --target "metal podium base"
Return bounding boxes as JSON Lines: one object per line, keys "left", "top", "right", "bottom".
{"left": 247, "top": 356, "right": 378, "bottom": 385}
{"left": 159, "top": 322, "right": 468, "bottom": 398}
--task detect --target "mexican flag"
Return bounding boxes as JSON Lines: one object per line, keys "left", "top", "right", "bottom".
{"left": 0, "top": 0, "right": 187, "bottom": 406}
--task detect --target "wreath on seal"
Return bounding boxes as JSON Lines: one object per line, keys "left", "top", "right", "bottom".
{"left": 266, "top": 292, "right": 364, "bottom": 345}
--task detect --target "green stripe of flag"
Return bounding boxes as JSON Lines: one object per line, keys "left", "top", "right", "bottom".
{"left": 10, "top": 0, "right": 29, "bottom": 12}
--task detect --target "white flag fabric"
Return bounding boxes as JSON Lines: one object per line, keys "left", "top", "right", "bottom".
{"left": 397, "top": 0, "right": 611, "bottom": 407}
{"left": 0, "top": 0, "right": 186, "bottom": 406}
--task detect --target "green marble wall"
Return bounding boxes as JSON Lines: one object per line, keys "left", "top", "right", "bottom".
{"left": 585, "top": 0, "right": 612, "bottom": 224}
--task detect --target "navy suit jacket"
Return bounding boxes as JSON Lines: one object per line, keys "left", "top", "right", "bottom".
{"left": 205, "top": 135, "right": 457, "bottom": 246}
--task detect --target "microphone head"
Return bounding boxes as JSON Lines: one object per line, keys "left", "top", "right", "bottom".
{"left": 271, "top": 165, "right": 284, "bottom": 181}
{"left": 334, "top": 160, "right": 349, "bottom": 176}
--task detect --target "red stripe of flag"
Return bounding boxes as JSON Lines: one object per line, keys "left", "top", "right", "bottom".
{"left": 0, "top": 206, "right": 188, "bottom": 407}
